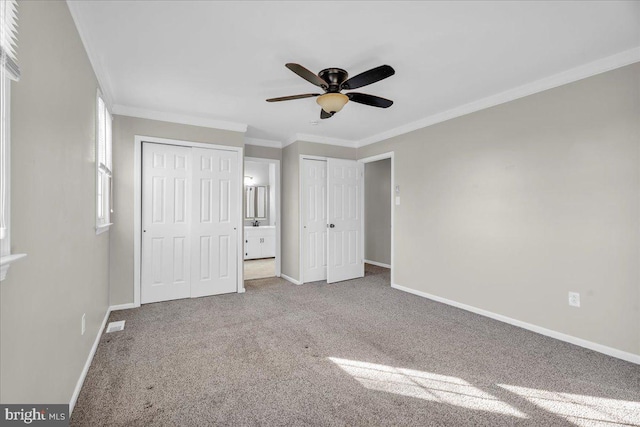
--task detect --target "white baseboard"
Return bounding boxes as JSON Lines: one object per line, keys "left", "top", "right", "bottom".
{"left": 365, "top": 259, "right": 391, "bottom": 269}
{"left": 109, "top": 303, "right": 136, "bottom": 311}
{"left": 281, "top": 273, "right": 302, "bottom": 285}
{"left": 391, "top": 283, "right": 640, "bottom": 365}
{"left": 69, "top": 306, "right": 111, "bottom": 414}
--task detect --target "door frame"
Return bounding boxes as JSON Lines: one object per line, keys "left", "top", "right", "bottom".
{"left": 298, "top": 155, "right": 366, "bottom": 285}
{"left": 244, "top": 156, "right": 281, "bottom": 278}
{"left": 133, "top": 135, "right": 245, "bottom": 308}
{"left": 359, "top": 152, "right": 395, "bottom": 286}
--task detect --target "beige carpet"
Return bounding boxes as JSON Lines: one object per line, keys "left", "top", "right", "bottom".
{"left": 244, "top": 258, "right": 276, "bottom": 280}
{"left": 72, "top": 265, "right": 640, "bottom": 426}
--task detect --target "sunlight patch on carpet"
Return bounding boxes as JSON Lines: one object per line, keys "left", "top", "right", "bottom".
{"left": 498, "top": 384, "right": 640, "bottom": 426}
{"left": 329, "top": 357, "right": 527, "bottom": 418}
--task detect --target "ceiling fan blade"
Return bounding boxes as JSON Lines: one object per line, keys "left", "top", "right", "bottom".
{"left": 266, "top": 93, "right": 320, "bottom": 102}
{"left": 347, "top": 92, "right": 393, "bottom": 108}
{"left": 341, "top": 65, "right": 395, "bottom": 90}
{"left": 320, "top": 109, "right": 334, "bottom": 119}
{"left": 285, "top": 63, "right": 327, "bottom": 88}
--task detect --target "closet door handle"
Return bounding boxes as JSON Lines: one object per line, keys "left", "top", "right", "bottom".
{"left": 329, "top": 224, "right": 335, "bottom": 228}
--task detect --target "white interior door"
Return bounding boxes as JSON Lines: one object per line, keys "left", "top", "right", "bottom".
{"left": 190, "top": 148, "right": 239, "bottom": 297}
{"left": 141, "top": 143, "right": 191, "bottom": 304}
{"left": 327, "top": 158, "right": 364, "bottom": 283}
{"left": 302, "top": 159, "right": 327, "bottom": 282}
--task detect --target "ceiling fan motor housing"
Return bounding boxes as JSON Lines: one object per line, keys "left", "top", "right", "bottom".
{"left": 319, "top": 68, "right": 349, "bottom": 92}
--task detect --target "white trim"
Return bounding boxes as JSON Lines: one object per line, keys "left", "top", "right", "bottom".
{"left": 356, "top": 48, "right": 640, "bottom": 148}
{"left": 236, "top": 148, "right": 246, "bottom": 294}
{"left": 70, "top": 302, "right": 140, "bottom": 413}
{"left": 133, "top": 137, "right": 142, "bottom": 307}
{"left": 359, "top": 152, "right": 395, "bottom": 285}
{"left": 109, "top": 303, "right": 136, "bottom": 311}
{"left": 281, "top": 273, "right": 301, "bottom": 285}
{"left": 113, "top": 104, "right": 247, "bottom": 133}
{"left": 69, "top": 306, "right": 111, "bottom": 414}
{"left": 0, "top": 253, "right": 26, "bottom": 281}
{"left": 299, "top": 154, "right": 328, "bottom": 162}
{"left": 364, "top": 259, "right": 391, "bottom": 269}
{"left": 244, "top": 157, "right": 281, "bottom": 278}
{"left": 133, "top": 135, "right": 244, "bottom": 307}
{"left": 391, "top": 283, "right": 640, "bottom": 365}
{"left": 244, "top": 137, "right": 283, "bottom": 149}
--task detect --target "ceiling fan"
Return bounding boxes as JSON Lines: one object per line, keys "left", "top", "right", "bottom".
{"left": 266, "top": 63, "right": 395, "bottom": 119}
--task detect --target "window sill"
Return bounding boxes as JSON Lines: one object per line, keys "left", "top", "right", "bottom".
{"left": 96, "top": 223, "right": 113, "bottom": 235}
{"left": 0, "top": 253, "right": 27, "bottom": 281}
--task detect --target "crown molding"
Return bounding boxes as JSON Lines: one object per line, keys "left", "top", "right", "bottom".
{"left": 112, "top": 105, "right": 248, "bottom": 133}
{"left": 283, "top": 49, "right": 639, "bottom": 151}
{"left": 356, "top": 47, "right": 640, "bottom": 148}
{"left": 245, "top": 137, "right": 283, "bottom": 149}
{"left": 67, "top": 1, "right": 116, "bottom": 109}
{"left": 66, "top": 8, "right": 639, "bottom": 153}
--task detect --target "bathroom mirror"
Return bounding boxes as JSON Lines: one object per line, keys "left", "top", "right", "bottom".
{"left": 245, "top": 186, "right": 268, "bottom": 220}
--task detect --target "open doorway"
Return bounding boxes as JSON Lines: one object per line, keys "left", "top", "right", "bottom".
{"left": 244, "top": 157, "right": 280, "bottom": 283}
{"left": 361, "top": 153, "right": 394, "bottom": 285}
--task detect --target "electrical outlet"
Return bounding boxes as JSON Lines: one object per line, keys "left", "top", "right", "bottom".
{"left": 81, "top": 313, "right": 86, "bottom": 335}
{"left": 568, "top": 292, "right": 580, "bottom": 308}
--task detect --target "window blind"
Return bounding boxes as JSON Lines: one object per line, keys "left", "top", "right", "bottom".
{"left": 0, "top": 0, "right": 20, "bottom": 81}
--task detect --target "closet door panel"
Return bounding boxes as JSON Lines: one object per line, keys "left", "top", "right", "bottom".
{"left": 191, "top": 148, "right": 239, "bottom": 297}
{"left": 302, "top": 159, "right": 327, "bottom": 283}
{"left": 141, "top": 143, "right": 192, "bottom": 304}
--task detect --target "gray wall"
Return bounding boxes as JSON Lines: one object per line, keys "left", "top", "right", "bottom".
{"left": 281, "top": 141, "right": 357, "bottom": 281}
{"left": 109, "top": 115, "right": 244, "bottom": 306}
{"left": 358, "top": 63, "right": 640, "bottom": 356}
{"left": 245, "top": 144, "right": 282, "bottom": 161}
{"left": 365, "top": 159, "right": 391, "bottom": 265}
{"left": 0, "top": 0, "right": 109, "bottom": 403}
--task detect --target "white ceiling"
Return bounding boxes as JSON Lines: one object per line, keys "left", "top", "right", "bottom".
{"left": 67, "top": 1, "right": 640, "bottom": 147}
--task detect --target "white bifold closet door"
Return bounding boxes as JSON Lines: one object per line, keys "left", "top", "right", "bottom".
{"left": 326, "top": 158, "right": 364, "bottom": 283}
{"left": 190, "top": 148, "right": 238, "bottom": 298}
{"left": 141, "top": 143, "right": 238, "bottom": 304}
{"left": 302, "top": 159, "right": 328, "bottom": 282}
{"left": 302, "top": 158, "right": 363, "bottom": 284}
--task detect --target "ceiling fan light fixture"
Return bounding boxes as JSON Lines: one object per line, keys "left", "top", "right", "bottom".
{"left": 316, "top": 93, "right": 349, "bottom": 113}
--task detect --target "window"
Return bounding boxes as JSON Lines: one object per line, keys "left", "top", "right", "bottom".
{"left": 1, "top": 72, "right": 10, "bottom": 258}
{"left": 1, "top": 0, "right": 25, "bottom": 279}
{"left": 96, "top": 92, "right": 113, "bottom": 233}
